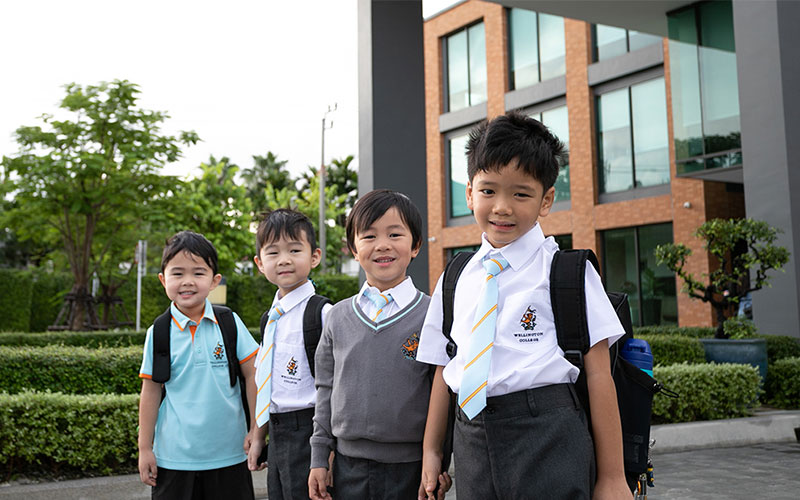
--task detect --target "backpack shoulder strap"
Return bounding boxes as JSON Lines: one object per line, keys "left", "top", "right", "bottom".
{"left": 550, "top": 249, "right": 600, "bottom": 368}
{"left": 152, "top": 307, "right": 173, "bottom": 384}
{"left": 303, "top": 294, "right": 332, "bottom": 378}
{"left": 442, "top": 251, "right": 475, "bottom": 359}
{"left": 212, "top": 305, "right": 239, "bottom": 387}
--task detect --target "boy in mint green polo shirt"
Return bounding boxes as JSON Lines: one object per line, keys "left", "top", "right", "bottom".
{"left": 138, "top": 231, "right": 259, "bottom": 499}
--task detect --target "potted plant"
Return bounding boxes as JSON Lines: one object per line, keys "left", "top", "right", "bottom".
{"left": 701, "top": 316, "right": 767, "bottom": 383}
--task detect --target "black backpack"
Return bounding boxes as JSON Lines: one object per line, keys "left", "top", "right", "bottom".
{"left": 440, "top": 249, "right": 666, "bottom": 491}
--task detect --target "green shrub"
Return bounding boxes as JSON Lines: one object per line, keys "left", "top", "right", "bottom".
{"left": 226, "top": 273, "right": 278, "bottom": 328}
{"left": 634, "top": 325, "right": 715, "bottom": 338}
{"left": 765, "top": 356, "right": 800, "bottom": 409}
{"left": 0, "top": 330, "right": 145, "bottom": 348}
{"left": 313, "top": 273, "right": 360, "bottom": 303}
{"left": 637, "top": 334, "right": 705, "bottom": 366}
{"left": 0, "top": 391, "right": 138, "bottom": 477}
{"left": 29, "top": 270, "right": 73, "bottom": 332}
{"left": 0, "top": 345, "right": 142, "bottom": 394}
{"left": 759, "top": 335, "right": 800, "bottom": 364}
{"left": 652, "top": 362, "right": 761, "bottom": 423}
{"left": 0, "top": 269, "right": 33, "bottom": 332}
{"left": 723, "top": 316, "right": 757, "bottom": 339}
{"left": 116, "top": 274, "right": 171, "bottom": 328}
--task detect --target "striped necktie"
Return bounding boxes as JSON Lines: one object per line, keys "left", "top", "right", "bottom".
{"left": 255, "top": 304, "right": 284, "bottom": 426}
{"left": 458, "top": 254, "right": 509, "bottom": 420}
{"left": 364, "top": 289, "right": 394, "bottom": 322}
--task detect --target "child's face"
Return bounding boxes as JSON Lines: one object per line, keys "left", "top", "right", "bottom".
{"left": 352, "top": 207, "right": 420, "bottom": 292}
{"left": 254, "top": 232, "right": 321, "bottom": 297}
{"left": 466, "top": 163, "right": 554, "bottom": 248}
{"left": 158, "top": 251, "right": 222, "bottom": 320}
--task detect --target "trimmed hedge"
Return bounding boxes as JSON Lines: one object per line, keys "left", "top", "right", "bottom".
{"left": 0, "top": 269, "right": 33, "bottom": 332}
{"left": 0, "top": 330, "right": 146, "bottom": 347}
{"left": 0, "top": 391, "right": 138, "bottom": 477}
{"left": 0, "top": 346, "right": 142, "bottom": 395}
{"left": 638, "top": 333, "right": 705, "bottom": 366}
{"left": 652, "top": 362, "right": 761, "bottom": 424}
{"left": 765, "top": 356, "right": 800, "bottom": 409}
{"left": 29, "top": 271, "right": 73, "bottom": 333}
{"left": 759, "top": 335, "right": 800, "bottom": 364}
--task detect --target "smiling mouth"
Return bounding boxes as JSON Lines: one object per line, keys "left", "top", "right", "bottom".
{"left": 179, "top": 291, "right": 196, "bottom": 297}
{"left": 490, "top": 221, "right": 515, "bottom": 228}
{"left": 374, "top": 257, "right": 395, "bottom": 264}
{"left": 278, "top": 270, "right": 294, "bottom": 276}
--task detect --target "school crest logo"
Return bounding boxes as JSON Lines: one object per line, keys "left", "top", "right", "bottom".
{"left": 213, "top": 342, "right": 225, "bottom": 360}
{"left": 520, "top": 306, "right": 537, "bottom": 331}
{"left": 402, "top": 332, "right": 420, "bottom": 360}
{"left": 286, "top": 357, "right": 298, "bottom": 376}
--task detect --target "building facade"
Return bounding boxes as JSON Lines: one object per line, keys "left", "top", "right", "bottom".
{"left": 358, "top": 0, "right": 800, "bottom": 335}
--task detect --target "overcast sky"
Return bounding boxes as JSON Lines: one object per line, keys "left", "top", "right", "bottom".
{"left": 0, "top": 0, "right": 360, "bottom": 180}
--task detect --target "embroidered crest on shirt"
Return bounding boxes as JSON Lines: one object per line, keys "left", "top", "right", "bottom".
{"left": 286, "top": 356, "right": 298, "bottom": 376}
{"left": 213, "top": 342, "right": 225, "bottom": 360}
{"left": 402, "top": 332, "right": 420, "bottom": 360}
{"left": 520, "top": 306, "right": 537, "bottom": 331}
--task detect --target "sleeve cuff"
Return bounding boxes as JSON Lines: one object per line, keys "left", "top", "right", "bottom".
{"left": 310, "top": 444, "right": 331, "bottom": 469}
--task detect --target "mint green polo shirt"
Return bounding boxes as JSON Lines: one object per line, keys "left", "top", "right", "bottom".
{"left": 140, "top": 299, "right": 259, "bottom": 471}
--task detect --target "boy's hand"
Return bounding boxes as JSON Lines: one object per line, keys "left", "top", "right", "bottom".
{"left": 138, "top": 449, "right": 157, "bottom": 487}
{"left": 247, "top": 438, "right": 267, "bottom": 471}
{"left": 418, "top": 452, "right": 451, "bottom": 499}
{"left": 308, "top": 467, "right": 331, "bottom": 500}
{"left": 593, "top": 477, "right": 633, "bottom": 500}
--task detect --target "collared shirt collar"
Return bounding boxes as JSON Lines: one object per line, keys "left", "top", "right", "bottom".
{"left": 271, "top": 279, "right": 315, "bottom": 314}
{"left": 473, "top": 222, "right": 545, "bottom": 271}
{"left": 358, "top": 276, "right": 417, "bottom": 310}
{"left": 170, "top": 298, "right": 218, "bottom": 332}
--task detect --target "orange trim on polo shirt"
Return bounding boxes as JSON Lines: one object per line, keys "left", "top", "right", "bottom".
{"left": 189, "top": 324, "right": 197, "bottom": 342}
{"left": 140, "top": 373, "right": 152, "bottom": 379}
{"left": 172, "top": 316, "right": 185, "bottom": 332}
{"left": 240, "top": 348, "right": 258, "bottom": 364}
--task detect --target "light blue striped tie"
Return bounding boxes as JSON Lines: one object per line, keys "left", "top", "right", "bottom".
{"left": 255, "top": 305, "right": 284, "bottom": 426}
{"left": 458, "top": 255, "right": 509, "bottom": 420}
{"left": 364, "top": 289, "right": 394, "bottom": 322}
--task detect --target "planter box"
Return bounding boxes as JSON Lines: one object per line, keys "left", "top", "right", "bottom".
{"left": 700, "top": 338, "right": 767, "bottom": 383}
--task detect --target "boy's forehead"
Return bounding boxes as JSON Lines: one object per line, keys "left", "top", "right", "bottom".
{"left": 165, "top": 250, "right": 212, "bottom": 270}
{"left": 473, "top": 163, "right": 543, "bottom": 186}
{"left": 262, "top": 233, "right": 311, "bottom": 248}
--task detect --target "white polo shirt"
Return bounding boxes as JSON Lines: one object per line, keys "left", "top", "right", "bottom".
{"left": 416, "top": 223, "right": 624, "bottom": 397}
{"left": 356, "top": 276, "right": 419, "bottom": 321}
{"left": 258, "top": 280, "right": 333, "bottom": 413}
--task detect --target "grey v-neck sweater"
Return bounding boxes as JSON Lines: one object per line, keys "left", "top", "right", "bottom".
{"left": 310, "top": 290, "right": 433, "bottom": 468}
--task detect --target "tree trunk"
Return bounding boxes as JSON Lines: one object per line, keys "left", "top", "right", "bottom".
{"left": 714, "top": 305, "right": 728, "bottom": 339}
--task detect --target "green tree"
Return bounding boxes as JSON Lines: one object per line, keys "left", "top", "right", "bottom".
{"left": 241, "top": 152, "right": 293, "bottom": 217}
{"left": 165, "top": 156, "right": 254, "bottom": 275}
{"left": 0, "top": 80, "right": 197, "bottom": 330}
{"left": 655, "top": 218, "right": 790, "bottom": 338}
{"left": 299, "top": 155, "right": 358, "bottom": 222}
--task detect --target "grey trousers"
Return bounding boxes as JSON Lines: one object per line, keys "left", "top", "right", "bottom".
{"left": 267, "top": 408, "right": 315, "bottom": 500}
{"left": 332, "top": 452, "right": 422, "bottom": 500}
{"left": 453, "top": 383, "right": 596, "bottom": 500}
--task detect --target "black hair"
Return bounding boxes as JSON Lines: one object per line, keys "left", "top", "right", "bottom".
{"left": 346, "top": 189, "right": 423, "bottom": 254}
{"left": 255, "top": 208, "right": 318, "bottom": 252}
{"left": 161, "top": 231, "right": 219, "bottom": 275}
{"left": 466, "top": 110, "right": 566, "bottom": 190}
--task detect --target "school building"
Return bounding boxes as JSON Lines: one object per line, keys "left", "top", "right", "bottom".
{"left": 357, "top": 0, "right": 800, "bottom": 337}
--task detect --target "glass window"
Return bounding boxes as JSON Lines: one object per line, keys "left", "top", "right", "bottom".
{"left": 597, "top": 77, "right": 669, "bottom": 194}
{"left": 448, "top": 133, "right": 471, "bottom": 218}
{"left": 540, "top": 106, "right": 570, "bottom": 202}
{"left": 446, "top": 23, "right": 487, "bottom": 112}
{"left": 603, "top": 223, "right": 677, "bottom": 326}
{"left": 668, "top": 0, "right": 741, "bottom": 173}
{"left": 508, "top": 9, "right": 565, "bottom": 90}
{"left": 594, "top": 24, "right": 661, "bottom": 62}
{"left": 553, "top": 234, "right": 572, "bottom": 250}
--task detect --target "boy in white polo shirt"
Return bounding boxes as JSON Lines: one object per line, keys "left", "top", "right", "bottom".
{"left": 416, "top": 112, "right": 631, "bottom": 500}
{"left": 246, "top": 209, "right": 332, "bottom": 500}
{"left": 138, "top": 231, "right": 259, "bottom": 499}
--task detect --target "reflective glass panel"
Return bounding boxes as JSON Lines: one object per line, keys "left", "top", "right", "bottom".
{"left": 449, "top": 133, "right": 471, "bottom": 218}
{"left": 508, "top": 8, "right": 539, "bottom": 89}
{"left": 595, "top": 24, "right": 627, "bottom": 61}
{"left": 603, "top": 228, "right": 641, "bottom": 326}
{"left": 631, "top": 78, "right": 669, "bottom": 187}
{"left": 468, "top": 23, "right": 487, "bottom": 106}
{"left": 597, "top": 88, "right": 633, "bottom": 193}
{"left": 447, "top": 30, "right": 469, "bottom": 112}
{"left": 539, "top": 14, "right": 565, "bottom": 81}
{"left": 638, "top": 224, "right": 677, "bottom": 325}
{"left": 541, "top": 105, "right": 570, "bottom": 201}
{"left": 628, "top": 30, "right": 662, "bottom": 52}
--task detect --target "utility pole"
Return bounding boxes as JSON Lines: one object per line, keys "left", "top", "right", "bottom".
{"left": 320, "top": 103, "right": 337, "bottom": 272}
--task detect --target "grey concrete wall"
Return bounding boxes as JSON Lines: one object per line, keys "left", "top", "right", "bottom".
{"left": 733, "top": 0, "right": 800, "bottom": 337}
{"left": 358, "top": 0, "right": 429, "bottom": 289}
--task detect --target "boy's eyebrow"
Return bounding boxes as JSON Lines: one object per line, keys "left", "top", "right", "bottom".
{"left": 475, "top": 179, "right": 537, "bottom": 191}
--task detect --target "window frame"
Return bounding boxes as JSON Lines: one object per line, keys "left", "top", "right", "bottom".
{"left": 442, "top": 20, "right": 486, "bottom": 114}
{"left": 506, "top": 8, "right": 566, "bottom": 91}
{"left": 444, "top": 124, "right": 479, "bottom": 226}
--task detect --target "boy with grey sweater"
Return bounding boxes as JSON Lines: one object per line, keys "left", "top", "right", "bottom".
{"left": 308, "top": 190, "right": 451, "bottom": 500}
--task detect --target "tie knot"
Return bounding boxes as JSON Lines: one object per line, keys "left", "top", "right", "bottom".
{"left": 268, "top": 305, "right": 284, "bottom": 322}
{"left": 483, "top": 255, "right": 509, "bottom": 277}
{"left": 365, "top": 289, "right": 393, "bottom": 309}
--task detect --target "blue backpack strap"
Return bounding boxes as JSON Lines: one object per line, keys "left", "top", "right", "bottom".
{"left": 303, "top": 294, "right": 332, "bottom": 378}
{"left": 441, "top": 251, "right": 475, "bottom": 359}
{"left": 151, "top": 307, "right": 173, "bottom": 384}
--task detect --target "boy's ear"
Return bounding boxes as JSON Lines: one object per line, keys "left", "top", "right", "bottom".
{"left": 158, "top": 273, "right": 166, "bottom": 289}
{"left": 310, "top": 247, "right": 322, "bottom": 269}
{"left": 539, "top": 186, "right": 556, "bottom": 217}
{"left": 465, "top": 181, "right": 474, "bottom": 211}
{"left": 210, "top": 273, "right": 223, "bottom": 290}
{"left": 410, "top": 240, "right": 421, "bottom": 259}
{"left": 253, "top": 255, "right": 263, "bottom": 273}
